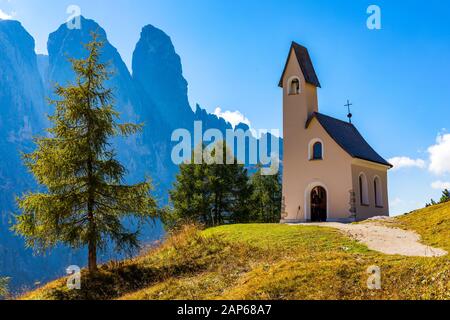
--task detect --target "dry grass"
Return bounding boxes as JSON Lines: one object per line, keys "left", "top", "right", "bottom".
{"left": 22, "top": 204, "right": 450, "bottom": 300}
{"left": 395, "top": 203, "right": 450, "bottom": 252}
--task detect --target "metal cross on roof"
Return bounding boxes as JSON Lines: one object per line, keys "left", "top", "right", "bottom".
{"left": 345, "top": 100, "right": 353, "bottom": 124}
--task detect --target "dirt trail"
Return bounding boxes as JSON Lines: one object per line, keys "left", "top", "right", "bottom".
{"left": 300, "top": 222, "right": 447, "bottom": 257}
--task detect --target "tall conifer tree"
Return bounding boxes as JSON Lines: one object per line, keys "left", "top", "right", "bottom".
{"left": 166, "top": 142, "right": 251, "bottom": 228}
{"left": 14, "top": 35, "right": 157, "bottom": 273}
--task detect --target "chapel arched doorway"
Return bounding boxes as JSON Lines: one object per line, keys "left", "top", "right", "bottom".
{"left": 311, "top": 186, "right": 327, "bottom": 222}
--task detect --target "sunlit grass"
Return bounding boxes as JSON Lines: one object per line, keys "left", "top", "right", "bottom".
{"left": 22, "top": 204, "right": 450, "bottom": 300}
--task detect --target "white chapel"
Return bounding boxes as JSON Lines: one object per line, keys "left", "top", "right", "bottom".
{"left": 280, "top": 42, "right": 392, "bottom": 223}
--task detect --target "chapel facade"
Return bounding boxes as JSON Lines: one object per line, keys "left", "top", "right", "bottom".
{"left": 280, "top": 42, "right": 392, "bottom": 223}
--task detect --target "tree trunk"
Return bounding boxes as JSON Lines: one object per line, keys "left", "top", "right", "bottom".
{"left": 87, "top": 198, "right": 97, "bottom": 273}
{"left": 87, "top": 155, "right": 97, "bottom": 272}
{"left": 88, "top": 238, "right": 97, "bottom": 273}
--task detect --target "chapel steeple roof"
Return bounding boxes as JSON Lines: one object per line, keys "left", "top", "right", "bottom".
{"left": 279, "top": 42, "right": 321, "bottom": 88}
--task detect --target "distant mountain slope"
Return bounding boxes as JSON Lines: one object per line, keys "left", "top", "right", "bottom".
{"left": 0, "top": 20, "right": 46, "bottom": 149}
{"left": 194, "top": 104, "right": 232, "bottom": 133}
{"left": 0, "top": 19, "right": 83, "bottom": 291}
{"left": 47, "top": 16, "right": 161, "bottom": 185}
{"left": 36, "top": 54, "right": 49, "bottom": 89}
{"left": 0, "top": 20, "right": 44, "bottom": 286}
{"left": 133, "top": 24, "right": 194, "bottom": 132}
{"left": 22, "top": 203, "right": 450, "bottom": 300}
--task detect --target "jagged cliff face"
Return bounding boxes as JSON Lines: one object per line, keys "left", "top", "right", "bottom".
{"left": 194, "top": 104, "right": 232, "bottom": 133}
{"left": 47, "top": 16, "right": 142, "bottom": 145}
{"left": 48, "top": 17, "right": 138, "bottom": 115}
{"left": 0, "top": 20, "right": 44, "bottom": 222}
{"left": 47, "top": 17, "right": 175, "bottom": 191}
{"left": 133, "top": 25, "right": 194, "bottom": 131}
{"left": 0, "top": 20, "right": 46, "bottom": 148}
{"left": 36, "top": 54, "right": 49, "bottom": 89}
{"left": 0, "top": 20, "right": 84, "bottom": 291}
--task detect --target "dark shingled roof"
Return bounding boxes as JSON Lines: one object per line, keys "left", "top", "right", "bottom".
{"left": 306, "top": 112, "right": 392, "bottom": 168}
{"left": 279, "top": 42, "right": 321, "bottom": 88}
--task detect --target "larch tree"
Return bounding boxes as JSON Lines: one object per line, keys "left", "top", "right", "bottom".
{"left": 14, "top": 34, "right": 157, "bottom": 273}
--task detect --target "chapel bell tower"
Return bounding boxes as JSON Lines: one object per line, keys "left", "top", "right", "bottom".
{"left": 279, "top": 42, "right": 321, "bottom": 126}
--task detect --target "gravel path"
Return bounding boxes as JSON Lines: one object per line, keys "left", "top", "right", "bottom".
{"left": 300, "top": 222, "right": 448, "bottom": 257}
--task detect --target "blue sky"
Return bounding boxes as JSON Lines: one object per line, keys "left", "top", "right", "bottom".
{"left": 1, "top": 0, "right": 450, "bottom": 215}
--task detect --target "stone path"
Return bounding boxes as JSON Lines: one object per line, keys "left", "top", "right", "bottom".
{"left": 298, "top": 222, "right": 447, "bottom": 257}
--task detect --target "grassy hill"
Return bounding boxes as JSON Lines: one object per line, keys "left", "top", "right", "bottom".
{"left": 22, "top": 203, "right": 450, "bottom": 300}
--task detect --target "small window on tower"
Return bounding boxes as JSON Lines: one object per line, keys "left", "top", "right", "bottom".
{"left": 288, "top": 78, "right": 300, "bottom": 95}
{"left": 313, "top": 142, "right": 323, "bottom": 160}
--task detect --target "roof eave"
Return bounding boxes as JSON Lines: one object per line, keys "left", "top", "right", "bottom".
{"left": 354, "top": 157, "right": 394, "bottom": 169}
{"left": 305, "top": 112, "right": 319, "bottom": 129}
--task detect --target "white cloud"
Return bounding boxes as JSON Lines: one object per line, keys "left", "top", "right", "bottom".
{"left": 213, "top": 107, "right": 251, "bottom": 129}
{"left": 428, "top": 133, "right": 450, "bottom": 175}
{"left": 390, "top": 197, "right": 404, "bottom": 208}
{"left": 388, "top": 157, "right": 426, "bottom": 170}
{"left": 0, "top": 9, "right": 13, "bottom": 20}
{"left": 389, "top": 197, "right": 426, "bottom": 216}
{"left": 431, "top": 181, "right": 450, "bottom": 190}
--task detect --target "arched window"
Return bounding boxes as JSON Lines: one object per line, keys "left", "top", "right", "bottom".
{"left": 308, "top": 139, "right": 324, "bottom": 161}
{"left": 288, "top": 77, "right": 300, "bottom": 95}
{"left": 359, "top": 173, "right": 369, "bottom": 206}
{"left": 374, "top": 177, "right": 383, "bottom": 207}
{"left": 313, "top": 142, "right": 323, "bottom": 160}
